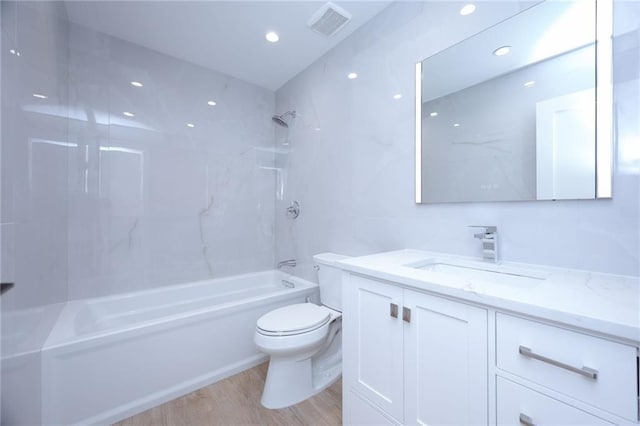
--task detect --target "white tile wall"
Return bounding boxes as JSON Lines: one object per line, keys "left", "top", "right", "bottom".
{"left": 275, "top": 0, "right": 640, "bottom": 278}
{"left": 1, "top": 2, "right": 70, "bottom": 422}
{"left": 66, "top": 23, "right": 277, "bottom": 299}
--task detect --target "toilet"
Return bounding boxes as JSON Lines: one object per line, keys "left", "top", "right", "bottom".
{"left": 254, "top": 253, "right": 348, "bottom": 409}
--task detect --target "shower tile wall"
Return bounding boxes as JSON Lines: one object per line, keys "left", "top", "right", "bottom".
{"left": 1, "top": 2, "right": 70, "bottom": 423}
{"left": 275, "top": 0, "right": 640, "bottom": 279}
{"left": 67, "top": 24, "right": 276, "bottom": 299}
{"left": 2, "top": 8, "right": 278, "bottom": 422}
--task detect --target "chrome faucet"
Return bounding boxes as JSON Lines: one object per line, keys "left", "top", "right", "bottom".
{"left": 286, "top": 201, "right": 300, "bottom": 219}
{"left": 469, "top": 226, "right": 498, "bottom": 263}
{"left": 277, "top": 259, "right": 297, "bottom": 269}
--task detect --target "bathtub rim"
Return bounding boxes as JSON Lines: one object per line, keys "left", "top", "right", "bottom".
{"left": 42, "top": 270, "right": 318, "bottom": 354}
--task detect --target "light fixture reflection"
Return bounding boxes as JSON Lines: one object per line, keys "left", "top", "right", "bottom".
{"left": 347, "top": 72, "right": 358, "bottom": 80}
{"left": 130, "top": 81, "right": 143, "bottom": 87}
{"left": 123, "top": 111, "right": 135, "bottom": 117}
{"left": 523, "top": 80, "right": 536, "bottom": 88}
{"left": 393, "top": 93, "right": 403, "bottom": 100}
{"left": 460, "top": 4, "right": 476, "bottom": 16}
{"left": 32, "top": 93, "right": 48, "bottom": 99}
{"left": 187, "top": 123, "right": 195, "bottom": 128}
{"left": 430, "top": 112, "right": 438, "bottom": 117}
{"left": 207, "top": 100, "right": 217, "bottom": 106}
{"left": 453, "top": 123, "right": 460, "bottom": 127}
{"left": 265, "top": 32, "right": 280, "bottom": 43}
{"left": 493, "top": 46, "right": 511, "bottom": 56}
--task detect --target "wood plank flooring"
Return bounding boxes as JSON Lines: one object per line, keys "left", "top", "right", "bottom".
{"left": 114, "top": 362, "right": 342, "bottom": 426}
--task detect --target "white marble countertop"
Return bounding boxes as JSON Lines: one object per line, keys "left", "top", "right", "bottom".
{"left": 337, "top": 250, "right": 640, "bottom": 344}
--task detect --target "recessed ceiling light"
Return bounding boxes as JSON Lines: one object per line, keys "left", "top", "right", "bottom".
{"left": 393, "top": 93, "right": 403, "bottom": 100}
{"left": 453, "top": 123, "right": 461, "bottom": 127}
{"left": 207, "top": 100, "right": 217, "bottom": 106}
{"left": 187, "top": 123, "right": 195, "bottom": 128}
{"left": 265, "top": 31, "right": 279, "bottom": 43}
{"left": 347, "top": 72, "right": 358, "bottom": 80}
{"left": 130, "top": 81, "right": 143, "bottom": 87}
{"left": 32, "top": 93, "right": 47, "bottom": 99}
{"left": 430, "top": 112, "right": 439, "bottom": 117}
{"left": 123, "top": 111, "right": 135, "bottom": 117}
{"left": 493, "top": 46, "right": 511, "bottom": 56}
{"left": 523, "top": 80, "right": 536, "bottom": 88}
{"left": 460, "top": 4, "right": 476, "bottom": 16}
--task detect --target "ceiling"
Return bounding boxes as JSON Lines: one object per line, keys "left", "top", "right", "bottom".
{"left": 65, "top": 1, "right": 392, "bottom": 91}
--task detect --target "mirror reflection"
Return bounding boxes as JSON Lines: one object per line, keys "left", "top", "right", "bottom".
{"left": 416, "top": 0, "right": 611, "bottom": 204}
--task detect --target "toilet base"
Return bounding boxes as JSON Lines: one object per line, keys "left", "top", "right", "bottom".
{"left": 260, "top": 325, "right": 342, "bottom": 409}
{"left": 261, "top": 357, "right": 314, "bottom": 409}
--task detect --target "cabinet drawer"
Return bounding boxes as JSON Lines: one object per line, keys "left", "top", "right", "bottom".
{"left": 497, "top": 377, "right": 613, "bottom": 425}
{"left": 496, "top": 313, "right": 637, "bottom": 421}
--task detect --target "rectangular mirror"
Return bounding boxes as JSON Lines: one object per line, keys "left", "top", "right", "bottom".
{"left": 415, "top": 0, "right": 612, "bottom": 203}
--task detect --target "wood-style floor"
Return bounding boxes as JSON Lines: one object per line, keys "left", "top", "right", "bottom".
{"left": 114, "top": 362, "right": 342, "bottom": 426}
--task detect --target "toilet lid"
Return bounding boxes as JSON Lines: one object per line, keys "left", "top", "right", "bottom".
{"left": 257, "top": 303, "right": 331, "bottom": 335}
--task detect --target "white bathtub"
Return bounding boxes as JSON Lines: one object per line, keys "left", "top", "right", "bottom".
{"left": 40, "top": 270, "right": 318, "bottom": 425}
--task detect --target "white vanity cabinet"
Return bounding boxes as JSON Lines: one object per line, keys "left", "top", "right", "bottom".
{"left": 496, "top": 377, "right": 615, "bottom": 425}
{"left": 339, "top": 250, "right": 640, "bottom": 425}
{"left": 495, "top": 313, "right": 638, "bottom": 425}
{"left": 343, "top": 273, "right": 488, "bottom": 425}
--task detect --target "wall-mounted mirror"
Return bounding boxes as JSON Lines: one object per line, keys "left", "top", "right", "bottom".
{"left": 415, "top": 0, "right": 612, "bottom": 203}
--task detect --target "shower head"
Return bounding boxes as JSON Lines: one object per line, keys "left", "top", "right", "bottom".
{"left": 272, "top": 110, "right": 297, "bottom": 128}
{"left": 272, "top": 115, "right": 289, "bottom": 127}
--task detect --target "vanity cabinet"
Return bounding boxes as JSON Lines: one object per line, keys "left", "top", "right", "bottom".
{"left": 343, "top": 269, "right": 640, "bottom": 426}
{"left": 496, "top": 377, "right": 614, "bottom": 425}
{"left": 495, "top": 313, "right": 638, "bottom": 424}
{"left": 343, "top": 273, "right": 488, "bottom": 425}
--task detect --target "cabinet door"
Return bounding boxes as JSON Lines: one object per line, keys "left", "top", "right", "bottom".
{"left": 344, "top": 390, "right": 400, "bottom": 426}
{"left": 343, "top": 274, "right": 404, "bottom": 422}
{"left": 404, "top": 291, "right": 488, "bottom": 425}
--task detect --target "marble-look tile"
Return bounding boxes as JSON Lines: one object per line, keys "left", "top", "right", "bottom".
{"left": 66, "top": 22, "right": 276, "bottom": 299}
{"left": 275, "top": 0, "right": 640, "bottom": 277}
{"left": 1, "top": 4, "right": 70, "bottom": 424}
{"left": 1, "top": 0, "right": 70, "bottom": 309}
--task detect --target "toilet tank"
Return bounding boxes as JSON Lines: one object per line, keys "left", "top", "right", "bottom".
{"left": 313, "top": 253, "right": 350, "bottom": 311}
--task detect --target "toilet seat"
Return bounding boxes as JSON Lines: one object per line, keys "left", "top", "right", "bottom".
{"left": 257, "top": 303, "right": 332, "bottom": 336}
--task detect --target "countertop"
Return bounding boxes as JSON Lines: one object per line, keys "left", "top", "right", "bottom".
{"left": 336, "top": 250, "right": 640, "bottom": 344}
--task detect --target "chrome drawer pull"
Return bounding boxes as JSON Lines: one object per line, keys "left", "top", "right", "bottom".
{"left": 519, "top": 413, "right": 535, "bottom": 426}
{"left": 390, "top": 303, "right": 398, "bottom": 318}
{"left": 518, "top": 346, "right": 598, "bottom": 379}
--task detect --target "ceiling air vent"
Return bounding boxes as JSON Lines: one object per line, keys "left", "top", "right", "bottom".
{"left": 307, "top": 2, "right": 352, "bottom": 37}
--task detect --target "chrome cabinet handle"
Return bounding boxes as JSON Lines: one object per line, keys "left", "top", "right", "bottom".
{"left": 519, "top": 346, "right": 598, "bottom": 379}
{"left": 519, "top": 413, "right": 535, "bottom": 426}
{"left": 402, "top": 307, "right": 411, "bottom": 323}
{"left": 390, "top": 303, "right": 398, "bottom": 318}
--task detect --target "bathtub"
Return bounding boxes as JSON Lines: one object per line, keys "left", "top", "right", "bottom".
{"left": 40, "top": 270, "right": 318, "bottom": 425}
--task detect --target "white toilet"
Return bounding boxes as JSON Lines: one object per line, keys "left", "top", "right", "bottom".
{"left": 254, "top": 253, "right": 348, "bottom": 409}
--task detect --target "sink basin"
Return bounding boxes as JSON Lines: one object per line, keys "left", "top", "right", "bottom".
{"left": 405, "top": 259, "right": 547, "bottom": 288}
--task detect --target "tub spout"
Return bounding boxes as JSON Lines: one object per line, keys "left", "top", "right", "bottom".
{"left": 277, "top": 259, "right": 296, "bottom": 269}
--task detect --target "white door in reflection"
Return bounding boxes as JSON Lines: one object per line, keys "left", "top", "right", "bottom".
{"left": 536, "top": 88, "right": 596, "bottom": 200}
